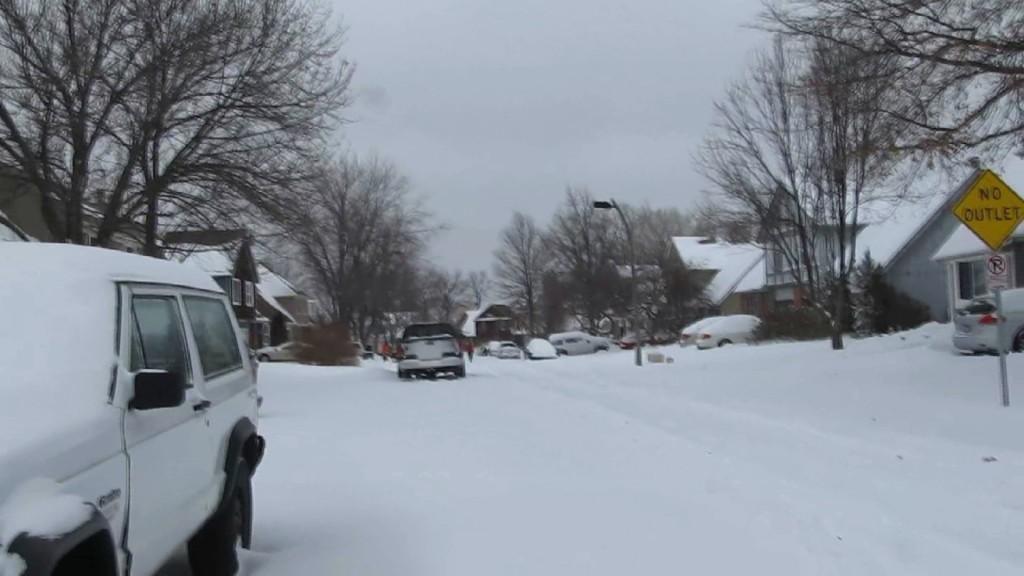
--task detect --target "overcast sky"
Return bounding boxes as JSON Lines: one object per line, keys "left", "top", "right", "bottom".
{"left": 331, "top": 0, "right": 768, "bottom": 270}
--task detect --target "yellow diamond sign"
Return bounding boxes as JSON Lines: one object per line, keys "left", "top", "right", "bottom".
{"left": 953, "top": 169, "right": 1024, "bottom": 252}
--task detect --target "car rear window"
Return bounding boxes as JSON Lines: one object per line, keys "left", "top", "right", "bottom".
{"left": 402, "top": 323, "right": 459, "bottom": 341}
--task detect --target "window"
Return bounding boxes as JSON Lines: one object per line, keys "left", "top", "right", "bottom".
{"left": 231, "top": 278, "right": 242, "bottom": 306}
{"left": 958, "top": 260, "right": 988, "bottom": 300}
{"left": 245, "top": 281, "right": 255, "bottom": 307}
{"left": 183, "top": 296, "right": 243, "bottom": 378}
{"left": 130, "top": 297, "right": 190, "bottom": 383}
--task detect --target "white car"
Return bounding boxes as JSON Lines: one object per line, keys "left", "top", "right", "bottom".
{"left": 679, "top": 316, "right": 723, "bottom": 347}
{"left": 526, "top": 338, "right": 559, "bottom": 360}
{"left": 548, "top": 331, "right": 611, "bottom": 356}
{"left": 493, "top": 341, "right": 523, "bottom": 359}
{"left": 695, "top": 315, "right": 761, "bottom": 349}
{"left": 0, "top": 243, "right": 264, "bottom": 576}
{"left": 256, "top": 340, "right": 305, "bottom": 362}
{"left": 398, "top": 323, "right": 466, "bottom": 379}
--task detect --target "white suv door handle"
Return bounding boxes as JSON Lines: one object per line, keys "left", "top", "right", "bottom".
{"left": 192, "top": 400, "right": 212, "bottom": 412}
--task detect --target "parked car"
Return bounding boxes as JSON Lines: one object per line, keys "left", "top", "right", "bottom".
{"left": 548, "top": 331, "right": 611, "bottom": 355}
{"left": 256, "top": 340, "right": 305, "bottom": 362}
{"left": 526, "top": 338, "right": 559, "bottom": 360}
{"left": 695, "top": 315, "right": 762, "bottom": 349}
{"left": 679, "top": 316, "right": 723, "bottom": 346}
{"left": 398, "top": 323, "right": 466, "bottom": 379}
{"left": 0, "top": 243, "right": 265, "bottom": 576}
{"left": 493, "top": 341, "right": 523, "bottom": 359}
{"left": 953, "top": 289, "right": 1024, "bottom": 353}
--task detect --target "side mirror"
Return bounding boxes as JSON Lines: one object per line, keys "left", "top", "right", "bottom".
{"left": 130, "top": 370, "right": 186, "bottom": 411}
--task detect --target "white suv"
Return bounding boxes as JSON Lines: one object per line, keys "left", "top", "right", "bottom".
{"left": 0, "top": 243, "right": 265, "bottom": 576}
{"left": 397, "top": 323, "right": 465, "bottom": 379}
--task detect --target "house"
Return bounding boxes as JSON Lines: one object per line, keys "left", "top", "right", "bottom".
{"left": 256, "top": 264, "right": 318, "bottom": 346}
{"left": 754, "top": 170, "right": 981, "bottom": 322}
{"left": 459, "top": 303, "right": 516, "bottom": 342}
{"left": 0, "top": 176, "right": 144, "bottom": 252}
{"left": 167, "top": 230, "right": 266, "bottom": 349}
{"left": 672, "top": 237, "right": 769, "bottom": 316}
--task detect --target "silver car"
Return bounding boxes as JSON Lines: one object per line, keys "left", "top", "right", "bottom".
{"left": 953, "top": 288, "right": 1024, "bottom": 353}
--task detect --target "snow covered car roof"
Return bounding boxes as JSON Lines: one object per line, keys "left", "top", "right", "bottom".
{"left": 0, "top": 243, "right": 221, "bottom": 465}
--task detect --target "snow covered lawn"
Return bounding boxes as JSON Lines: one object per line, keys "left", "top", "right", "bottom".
{"left": 240, "top": 325, "right": 1024, "bottom": 575}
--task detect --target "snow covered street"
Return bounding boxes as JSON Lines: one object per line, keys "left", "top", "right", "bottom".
{"left": 240, "top": 325, "right": 1024, "bottom": 575}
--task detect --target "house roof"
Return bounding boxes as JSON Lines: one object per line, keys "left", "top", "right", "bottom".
{"left": 178, "top": 249, "right": 236, "bottom": 276}
{"left": 672, "top": 237, "right": 765, "bottom": 305}
{"left": 257, "top": 287, "right": 296, "bottom": 323}
{"left": 732, "top": 257, "right": 767, "bottom": 294}
{"left": 257, "top": 265, "right": 301, "bottom": 299}
{"left": 856, "top": 170, "right": 981, "bottom": 268}
{"left": 461, "top": 309, "right": 484, "bottom": 338}
{"left": 932, "top": 224, "right": 1024, "bottom": 261}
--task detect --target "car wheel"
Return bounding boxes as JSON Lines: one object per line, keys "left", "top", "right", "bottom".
{"left": 188, "top": 460, "right": 252, "bottom": 576}
{"left": 398, "top": 369, "right": 408, "bottom": 380}
{"left": 257, "top": 354, "right": 270, "bottom": 362}
{"left": 1013, "top": 330, "right": 1024, "bottom": 353}
{"left": 718, "top": 339, "right": 732, "bottom": 347}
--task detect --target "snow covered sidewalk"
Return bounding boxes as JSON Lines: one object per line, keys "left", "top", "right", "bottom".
{"left": 243, "top": 324, "right": 1024, "bottom": 575}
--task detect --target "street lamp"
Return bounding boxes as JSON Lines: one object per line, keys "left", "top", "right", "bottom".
{"left": 593, "top": 199, "right": 642, "bottom": 367}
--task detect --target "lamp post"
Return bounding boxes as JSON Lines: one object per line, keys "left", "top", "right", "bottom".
{"left": 593, "top": 199, "right": 642, "bottom": 367}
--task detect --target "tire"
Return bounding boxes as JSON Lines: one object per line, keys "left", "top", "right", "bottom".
{"left": 1013, "top": 330, "right": 1024, "bottom": 353}
{"left": 398, "top": 369, "right": 409, "bottom": 380}
{"left": 718, "top": 339, "right": 733, "bottom": 347}
{"left": 257, "top": 354, "right": 270, "bottom": 362}
{"left": 188, "top": 460, "right": 252, "bottom": 576}
{"left": 455, "top": 366, "right": 466, "bottom": 378}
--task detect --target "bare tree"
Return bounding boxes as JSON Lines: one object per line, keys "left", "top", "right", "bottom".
{"left": 546, "top": 187, "right": 623, "bottom": 332}
{"left": 697, "top": 36, "right": 903, "bottom": 349}
{"left": 765, "top": 0, "right": 1024, "bottom": 158}
{"left": 282, "top": 155, "right": 432, "bottom": 342}
{"left": 467, "top": 270, "right": 491, "bottom": 308}
{"left": 494, "top": 212, "right": 546, "bottom": 336}
{"left": 421, "top": 268, "right": 469, "bottom": 324}
{"left": 0, "top": 0, "right": 351, "bottom": 252}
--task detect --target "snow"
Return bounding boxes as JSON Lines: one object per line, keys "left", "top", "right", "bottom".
{"left": 0, "top": 244, "right": 219, "bottom": 465}
{"left": 0, "top": 479, "right": 93, "bottom": 576}
{"left": 732, "top": 256, "right": 766, "bottom": 293}
{"left": 933, "top": 223, "right": 1024, "bottom": 261}
{"left": 680, "top": 315, "right": 723, "bottom": 336}
{"left": 672, "top": 237, "right": 764, "bottom": 304}
{"left": 257, "top": 265, "right": 300, "bottom": 299}
{"left": 460, "top": 309, "right": 483, "bottom": 338}
{"left": 257, "top": 287, "right": 296, "bottom": 323}
{"left": 242, "top": 324, "right": 1024, "bottom": 575}
{"left": 526, "top": 338, "right": 558, "bottom": 359}
{"left": 0, "top": 479, "right": 93, "bottom": 543}
{"left": 178, "top": 249, "right": 235, "bottom": 276}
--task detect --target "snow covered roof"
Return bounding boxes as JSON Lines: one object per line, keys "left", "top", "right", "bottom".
{"left": 0, "top": 244, "right": 220, "bottom": 460}
{"left": 178, "top": 249, "right": 236, "bottom": 276}
{"left": 732, "top": 257, "right": 766, "bottom": 294}
{"left": 258, "top": 265, "right": 301, "bottom": 299}
{"left": 258, "top": 286, "right": 296, "bottom": 323}
{"left": 672, "top": 237, "right": 765, "bottom": 305}
{"left": 932, "top": 224, "right": 1024, "bottom": 261}
{"left": 856, "top": 171, "right": 978, "bottom": 267}
{"left": 461, "top": 308, "right": 484, "bottom": 338}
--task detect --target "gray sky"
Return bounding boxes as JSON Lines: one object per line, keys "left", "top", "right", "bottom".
{"left": 333, "top": 0, "right": 766, "bottom": 270}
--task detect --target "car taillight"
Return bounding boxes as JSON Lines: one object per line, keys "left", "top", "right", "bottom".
{"left": 700, "top": 334, "right": 712, "bottom": 340}
{"left": 979, "top": 314, "right": 1001, "bottom": 325}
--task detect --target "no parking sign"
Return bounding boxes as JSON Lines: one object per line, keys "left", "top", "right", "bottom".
{"left": 987, "top": 253, "right": 1010, "bottom": 291}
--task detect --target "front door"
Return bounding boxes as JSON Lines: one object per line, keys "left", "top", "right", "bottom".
{"left": 119, "top": 287, "right": 217, "bottom": 576}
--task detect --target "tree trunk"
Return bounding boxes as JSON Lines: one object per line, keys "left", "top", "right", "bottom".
{"left": 144, "top": 190, "right": 160, "bottom": 256}
{"left": 830, "top": 279, "right": 846, "bottom": 351}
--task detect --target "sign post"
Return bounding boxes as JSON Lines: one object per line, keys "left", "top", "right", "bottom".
{"left": 953, "top": 170, "right": 1024, "bottom": 407}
